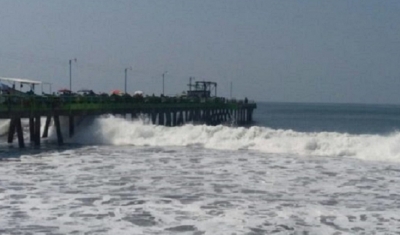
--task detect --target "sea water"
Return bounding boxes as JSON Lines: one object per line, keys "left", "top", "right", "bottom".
{"left": 1, "top": 102, "right": 400, "bottom": 234}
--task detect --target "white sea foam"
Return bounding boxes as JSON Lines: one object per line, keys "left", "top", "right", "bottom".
{"left": 1, "top": 145, "right": 399, "bottom": 234}
{"left": 0, "top": 119, "right": 10, "bottom": 136}
{"left": 50, "top": 115, "right": 400, "bottom": 162}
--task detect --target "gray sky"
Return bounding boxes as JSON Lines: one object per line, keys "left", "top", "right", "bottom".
{"left": 0, "top": 0, "right": 399, "bottom": 104}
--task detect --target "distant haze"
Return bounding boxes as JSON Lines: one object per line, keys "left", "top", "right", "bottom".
{"left": 0, "top": 0, "right": 399, "bottom": 104}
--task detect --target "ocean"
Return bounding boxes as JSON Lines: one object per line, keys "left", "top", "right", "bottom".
{"left": 1, "top": 102, "right": 400, "bottom": 234}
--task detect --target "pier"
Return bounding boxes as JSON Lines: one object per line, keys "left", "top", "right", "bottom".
{"left": 0, "top": 80, "right": 256, "bottom": 148}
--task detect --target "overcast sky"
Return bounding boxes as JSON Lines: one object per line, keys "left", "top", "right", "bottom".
{"left": 0, "top": 0, "right": 399, "bottom": 104}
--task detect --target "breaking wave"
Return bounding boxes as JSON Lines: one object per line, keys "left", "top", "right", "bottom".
{"left": 47, "top": 115, "right": 400, "bottom": 162}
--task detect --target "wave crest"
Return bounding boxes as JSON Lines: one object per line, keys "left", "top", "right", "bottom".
{"left": 54, "top": 115, "right": 400, "bottom": 162}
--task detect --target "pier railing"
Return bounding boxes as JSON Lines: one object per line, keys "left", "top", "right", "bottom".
{"left": 0, "top": 94, "right": 255, "bottom": 117}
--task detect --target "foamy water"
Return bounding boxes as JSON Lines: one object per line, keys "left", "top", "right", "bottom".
{"left": 1, "top": 146, "right": 400, "bottom": 234}
{"left": 55, "top": 115, "right": 400, "bottom": 162}
{"left": 1, "top": 116, "right": 400, "bottom": 234}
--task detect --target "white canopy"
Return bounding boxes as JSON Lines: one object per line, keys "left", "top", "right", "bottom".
{"left": 0, "top": 77, "right": 42, "bottom": 85}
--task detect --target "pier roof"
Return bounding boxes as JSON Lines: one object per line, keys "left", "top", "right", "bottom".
{"left": 0, "top": 77, "right": 42, "bottom": 85}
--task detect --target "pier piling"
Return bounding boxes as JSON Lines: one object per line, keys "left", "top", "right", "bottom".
{"left": 54, "top": 114, "right": 63, "bottom": 145}
{"left": 7, "top": 118, "right": 16, "bottom": 144}
{"left": 15, "top": 118, "right": 24, "bottom": 148}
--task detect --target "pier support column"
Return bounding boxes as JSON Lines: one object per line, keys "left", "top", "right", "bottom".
{"left": 177, "top": 110, "right": 184, "bottom": 125}
{"left": 248, "top": 109, "right": 253, "bottom": 122}
{"left": 7, "top": 118, "right": 16, "bottom": 143}
{"left": 69, "top": 115, "right": 74, "bottom": 138}
{"left": 34, "top": 116, "right": 41, "bottom": 146}
{"left": 151, "top": 110, "right": 157, "bottom": 124}
{"left": 15, "top": 118, "right": 25, "bottom": 148}
{"left": 188, "top": 109, "right": 193, "bottom": 122}
{"left": 172, "top": 110, "right": 177, "bottom": 126}
{"left": 166, "top": 110, "right": 172, "bottom": 126}
{"left": 159, "top": 111, "right": 164, "bottom": 126}
{"left": 184, "top": 110, "right": 189, "bottom": 123}
{"left": 234, "top": 109, "right": 238, "bottom": 124}
{"left": 29, "top": 117, "right": 34, "bottom": 142}
{"left": 42, "top": 115, "right": 51, "bottom": 138}
{"left": 194, "top": 109, "right": 200, "bottom": 122}
{"left": 235, "top": 109, "right": 239, "bottom": 124}
{"left": 54, "top": 114, "right": 63, "bottom": 145}
{"left": 131, "top": 111, "right": 136, "bottom": 120}
{"left": 203, "top": 109, "right": 209, "bottom": 125}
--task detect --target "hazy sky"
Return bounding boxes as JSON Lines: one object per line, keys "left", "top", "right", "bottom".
{"left": 0, "top": 0, "right": 399, "bottom": 104}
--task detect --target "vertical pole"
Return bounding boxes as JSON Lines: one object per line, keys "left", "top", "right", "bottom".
{"left": 131, "top": 110, "right": 137, "bottom": 120}
{"left": 235, "top": 109, "right": 238, "bottom": 125}
{"left": 177, "top": 110, "right": 183, "bottom": 125}
{"left": 151, "top": 109, "right": 157, "bottom": 124}
{"left": 172, "top": 109, "right": 177, "bottom": 126}
{"left": 42, "top": 115, "right": 51, "bottom": 138}
{"left": 230, "top": 81, "right": 232, "bottom": 99}
{"left": 166, "top": 109, "right": 172, "bottom": 126}
{"left": 69, "top": 59, "right": 72, "bottom": 91}
{"left": 15, "top": 118, "right": 25, "bottom": 148}
{"left": 204, "top": 109, "right": 208, "bottom": 125}
{"left": 29, "top": 117, "right": 34, "bottom": 141}
{"left": 184, "top": 110, "right": 188, "bottom": 123}
{"left": 189, "top": 109, "right": 193, "bottom": 122}
{"left": 189, "top": 77, "right": 194, "bottom": 91}
{"left": 193, "top": 109, "right": 197, "bottom": 122}
{"left": 34, "top": 116, "right": 41, "bottom": 146}
{"left": 69, "top": 115, "right": 74, "bottom": 138}
{"left": 124, "top": 68, "right": 127, "bottom": 94}
{"left": 223, "top": 110, "right": 226, "bottom": 122}
{"left": 249, "top": 108, "right": 253, "bottom": 122}
{"left": 162, "top": 71, "right": 167, "bottom": 96}
{"left": 7, "top": 118, "right": 16, "bottom": 143}
{"left": 211, "top": 109, "right": 214, "bottom": 124}
{"left": 159, "top": 111, "right": 164, "bottom": 126}
{"left": 69, "top": 58, "right": 76, "bottom": 92}
{"left": 54, "top": 114, "right": 63, "bottom": 145}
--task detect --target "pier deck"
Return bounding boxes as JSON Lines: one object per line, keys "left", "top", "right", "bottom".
{"left": 0, "top": 94, "right": 256, "bottom": 148}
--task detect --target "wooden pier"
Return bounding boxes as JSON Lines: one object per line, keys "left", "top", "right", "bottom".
{"left": 1, "top": 94, "right": 256, "bottom": 148}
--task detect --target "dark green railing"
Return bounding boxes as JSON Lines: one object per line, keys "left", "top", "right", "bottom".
{"left": 0, "top": 94, "right": 256, "bottom": 114}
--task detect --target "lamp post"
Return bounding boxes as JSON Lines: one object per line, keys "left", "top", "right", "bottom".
{"left": 189, "top": 77, "right": 195, "bottom": 91}
{"left": 162, "top": 71, "right": 167, "bottom": 95}
{"left": 124, "top": 67, "right": 132, "bottom": 94}
{"left": 69, "top": 58, "right": 77, "bottom": 91}
{"left": 230, "top": 81, "right": 233, "bottom": 99}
